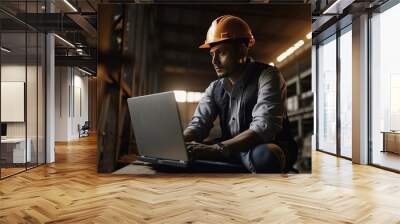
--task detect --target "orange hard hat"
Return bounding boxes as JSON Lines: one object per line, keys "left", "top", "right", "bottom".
{"left": 199, "top": 15, "right": 255, "bottom": 49}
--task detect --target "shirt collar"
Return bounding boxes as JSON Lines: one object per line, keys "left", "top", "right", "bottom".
{"left": 221, "top": 57, "right": 255, "bottom": 91}
{"left": 240, "top": 57, "right": 256, "bottom": 86}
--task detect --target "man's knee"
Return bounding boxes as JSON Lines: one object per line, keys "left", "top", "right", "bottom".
{"left": 250, "top": 143, "right": 285, "bottom": 173}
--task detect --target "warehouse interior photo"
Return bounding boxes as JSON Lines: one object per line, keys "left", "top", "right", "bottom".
{"left": 96, "top": 4, "right": 312, "bottom": 173}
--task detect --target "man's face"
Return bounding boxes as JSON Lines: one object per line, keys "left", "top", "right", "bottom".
{"left": 209, "top": 42, "right": 242, "bottom": 78}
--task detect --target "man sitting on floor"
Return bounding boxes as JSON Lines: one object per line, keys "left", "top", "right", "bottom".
{"left": 183, "top": 15, "right": 298, "bottom": 173}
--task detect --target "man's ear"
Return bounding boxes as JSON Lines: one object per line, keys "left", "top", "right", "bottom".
{"left": 238, "top": 43, "right": 248, "bottom": 63}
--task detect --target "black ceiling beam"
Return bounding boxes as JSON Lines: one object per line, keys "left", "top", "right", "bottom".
{"left": 55, "top": 55, "right": 96, "bottom": 69}
{"left": 7, "top": 12, "right": 97, "bottom": 48}
{"left": 0, "top": 18, "right": 28, "bottom": 31}
{"left": 55, "top": 47, "right": 97, "bottom": 58}
{"left": 12, "top": 13, "right": 83, "bottom": 32}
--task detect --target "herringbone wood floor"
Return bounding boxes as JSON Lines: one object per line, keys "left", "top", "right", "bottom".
{"left": 1, "top": 135, "right": 400, "bottom": 224}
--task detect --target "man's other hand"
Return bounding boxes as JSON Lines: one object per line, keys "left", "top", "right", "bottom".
{"left": 186, "top": 142, "right": 220, "bottom": 160}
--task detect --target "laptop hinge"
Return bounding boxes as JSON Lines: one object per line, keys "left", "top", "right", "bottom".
{"left": 138, "top": 156, "right": 188, "bottom": 167}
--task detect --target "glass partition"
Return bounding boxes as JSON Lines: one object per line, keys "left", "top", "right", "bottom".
{"left": 317, "top": 35, "right": 337, "bottom": 154}
{"left": 1, "top": 31, "right": 28, "bottom": 177}
{"left": 0, "top": 1, "right": 46, "bottom": 179}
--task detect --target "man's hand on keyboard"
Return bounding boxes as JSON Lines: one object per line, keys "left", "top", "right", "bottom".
{"left": 186, "top": 142, "right": 220, "bottom": 160}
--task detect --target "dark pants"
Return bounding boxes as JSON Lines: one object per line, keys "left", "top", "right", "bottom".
{"left": 154, "top": 143, "right": 286, "bottom": 173}
{"left": 200, "top": 140, "right": 287, "bottom": 173}
{"left": 237, "top": 143, "right": 286, "bottom": 173}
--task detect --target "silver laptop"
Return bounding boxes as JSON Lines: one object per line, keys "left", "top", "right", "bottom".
{"left": 127, "top": 92, "right": 188, "bottom": 167}
{"left": 127, "top": 91, "right": 242, "bottom": 169}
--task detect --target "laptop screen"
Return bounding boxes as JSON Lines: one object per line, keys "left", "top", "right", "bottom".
{"left": 127, "top": 92, "right": 189, "bottom": 162}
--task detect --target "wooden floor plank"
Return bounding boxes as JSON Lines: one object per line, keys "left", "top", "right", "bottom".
{"left": 0, "top": 135, "right": 400, "bottom": 223}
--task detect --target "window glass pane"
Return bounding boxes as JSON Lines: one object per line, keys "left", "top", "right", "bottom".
{"left": 27, "top": 30, "right": 38, "bottom": 169}
{"left": 340, "top": 28, "right": 352, "bottom": 158}
{"left": 371, "top": 3, "right": 400, "bottom": 171}
{"left": 317, "top": 36, "right": 337, "bottom": 154}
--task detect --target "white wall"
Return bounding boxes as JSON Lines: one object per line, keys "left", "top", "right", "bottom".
{"left": 1, "top": 65, "right": 36, "bottom": 138}
{"left": 55, "top": 67, "right": 69, "bottom": 141}
{"left": 55, "top": 67, "right": 89, "bottom": 141}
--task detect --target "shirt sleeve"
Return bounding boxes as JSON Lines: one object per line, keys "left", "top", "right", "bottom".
{"left": 249, "top": 66, "right": 286, "bottom": 143}
{"left": 185, "top": 81, "right": 218, "bottom": 141}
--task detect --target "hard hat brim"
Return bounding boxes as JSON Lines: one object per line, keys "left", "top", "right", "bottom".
{"left": 198, "top": 43, "right": 211, "bottom": 48}
{"left": 198, "top": 37, "right": 255, "bottom": 49}
{"left": 198, "top": 38, "right": 233, "bottom": 49}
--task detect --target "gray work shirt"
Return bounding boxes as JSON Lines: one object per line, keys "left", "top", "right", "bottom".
{"left": 186, "top": 60, "right": 287, "bottom": 143}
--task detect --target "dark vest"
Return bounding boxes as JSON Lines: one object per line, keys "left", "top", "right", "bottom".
{"left": 213, "top": 62, "right": 298, "bottom": 169}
